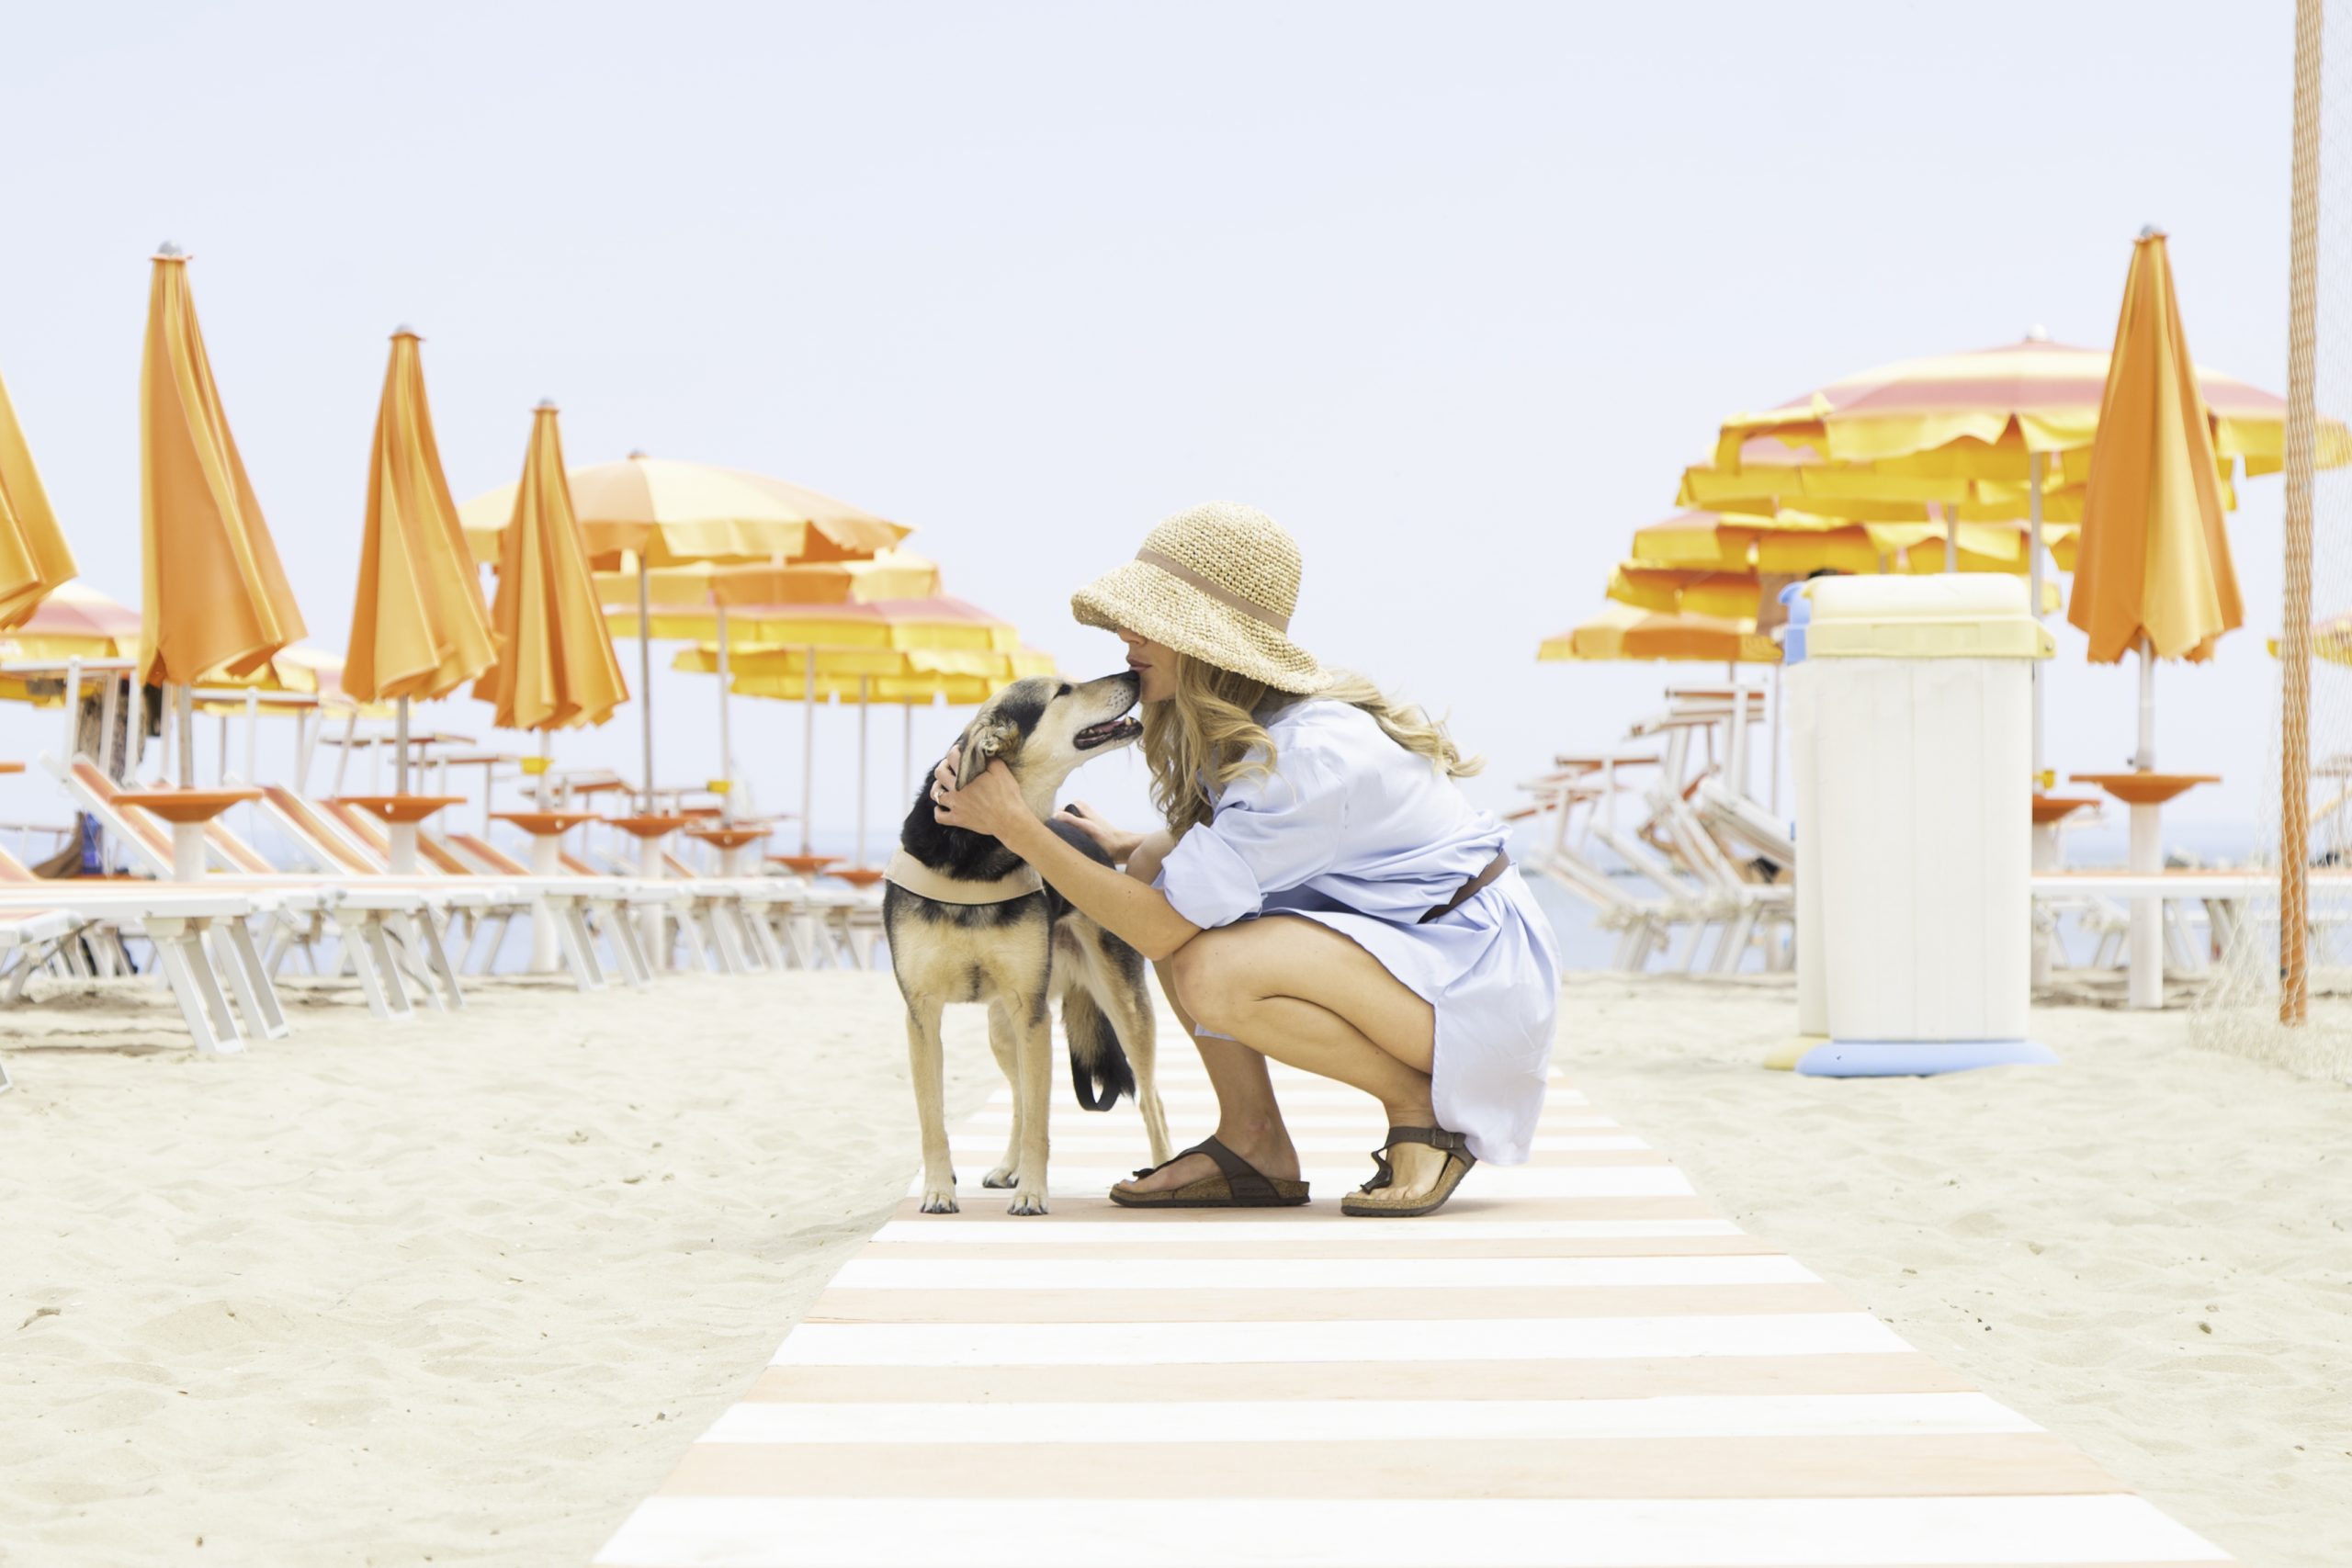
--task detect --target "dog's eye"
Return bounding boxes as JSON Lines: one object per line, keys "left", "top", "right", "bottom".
{"left": 1057, "top": 683, "right": 1073, "bottom": 697}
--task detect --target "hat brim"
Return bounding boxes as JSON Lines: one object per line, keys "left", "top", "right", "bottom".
{"left": 1072, "top": 558, "right": 1334, "bottom": 695}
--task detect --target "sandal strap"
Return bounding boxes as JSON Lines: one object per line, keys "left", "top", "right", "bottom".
{"left": 1358, "top": 1126, "right": 1472, "bottom": 1195}
{"left": 1132, "top": 1137, "right": 1279, "bottom": 1201}
{"left": 1382, "top": 1125, "right": 1473, "bottom": 1156}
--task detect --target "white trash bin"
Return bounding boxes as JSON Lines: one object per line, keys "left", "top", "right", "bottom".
{"left": 1797, "top": 575, "right": 2056, "bottom": 1076}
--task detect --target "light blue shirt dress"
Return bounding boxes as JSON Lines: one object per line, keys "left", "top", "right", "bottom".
{"left": 1154, "top": 699, "right": 1562, "bottom": 1165}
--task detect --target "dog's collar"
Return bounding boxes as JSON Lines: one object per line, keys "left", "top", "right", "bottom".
{"left": 885, "top": 848, "right": 1044, "bottom": 905}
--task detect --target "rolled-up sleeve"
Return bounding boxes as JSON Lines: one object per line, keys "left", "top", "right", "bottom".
{"left": 1154, "top": 751, "right": 1347, "bottom": 929}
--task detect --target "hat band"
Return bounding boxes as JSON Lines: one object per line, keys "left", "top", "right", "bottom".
{"left": 1135, "top": 547, "right": 1291, "bottom": 633}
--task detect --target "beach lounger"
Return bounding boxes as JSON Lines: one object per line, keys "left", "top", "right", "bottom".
{"left": 439, "top": 830, "right": 668, "bottom": 987}
{"left": 0, "top": 885, "right": 281, "bottom": 1055}
{"left": 50, "top": 756, "right": 443, "bottom": 1021}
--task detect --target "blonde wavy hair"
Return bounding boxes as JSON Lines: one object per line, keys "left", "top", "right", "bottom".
{"left": 1143, "top": 653, "right": 1481, "bottom": 835}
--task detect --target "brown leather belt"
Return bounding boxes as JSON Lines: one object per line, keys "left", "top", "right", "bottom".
{"left": 1421, "top": 850, "right": 1510, "bottom": 924}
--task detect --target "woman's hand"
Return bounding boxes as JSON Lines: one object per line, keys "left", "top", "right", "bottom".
{"left": 1054, "top": 801, "right": 1142, "bottom": 865}
{"left": 932, "top": 751, "right": 1030, "bottom": 840}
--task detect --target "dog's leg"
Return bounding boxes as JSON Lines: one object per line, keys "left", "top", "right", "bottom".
{"left": 1009, "top": 996, "right": 1054, "bottom": 1215}
{"left": 1096, "top": 973, "right": 1171, "bottom": 1168}
{"left": 980, "top": 998, "right": 1023, "bottom": 1190}
{"left": 902, "top": 998, "right": 957, "bottom": 1213}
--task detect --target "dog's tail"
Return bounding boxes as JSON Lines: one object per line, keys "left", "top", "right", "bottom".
{"left": 1063, "top": 986, "right": 1136, "bottom": 1111}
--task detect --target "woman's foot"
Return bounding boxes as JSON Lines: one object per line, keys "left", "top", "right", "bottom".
{"left": 1355, "top": 1098, "right": 1460, "bottom": 1207}
{"left": 1115, "top": 1115, "right": 1299, "bottom": 1197}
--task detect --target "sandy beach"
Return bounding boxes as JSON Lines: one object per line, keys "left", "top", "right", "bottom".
{"left": 4, "top": 970, "right": 2346, "bottom": 1567}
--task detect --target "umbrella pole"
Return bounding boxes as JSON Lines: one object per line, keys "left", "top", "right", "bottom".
{"left": 2135, "top": 634, "right": 2155, "bottom": 771}
{"left": 537, "top": 729, "right": 552, "bottom": 810}
{"left": 96, "top": 671, "right": 118, "bottom": 777}
{"left": 639, "top": 558, "right": 655, "bottom": 814}
{"left": 60, "top": 660, "right": 80, "bottom": 766}
{"left": 395, "top": 696, "right": 411, "bottom": 795}
{"left": 1769, "top": 661, "right": 1782, "bottom": 814}
{"left": 175, "top": 683, "right": 195, "bottom": 789}
{"left": 2028, "top": 453, "right": 2047, "bottom": 788}
{"left": 856, "top": 676, "right": 870, "bottom": 868}
{"left": 716, "top": 603, "right": 733, "bottom": 826}
{"left": 334, "top": 709, "right": 357, "bottom": 795}
{"left": 902, "top": 702, "right": 915, "bottom": 807}
{"left": 243, "top": 691, "right": 258, "bottom": 784}
{"left": 801, "top": 649, "right": 816, "bottom": 856}
{"left": 1942, "top": 502, "right": 1957, "bottom": 573}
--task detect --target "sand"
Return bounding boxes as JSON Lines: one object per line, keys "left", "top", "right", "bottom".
{"left": 4, "top": 967, "right": 2346, "bottom": 1567}
{"left": 0, "top": 972, "right": 1001, "bottom": 1568}
{"left": 1556, "top": 974, "right": 2352, "bottom": 1568}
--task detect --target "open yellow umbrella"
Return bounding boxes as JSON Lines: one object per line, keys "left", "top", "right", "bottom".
{"left": 471, "top": 402, "right": 628, "bottom": 752}
{"left": 141, "top": 244, "right": 307, "bottom": 784}
{"left": 0, "top": 581, "right": 137, "bottom": 660}
{"left": 464, "top": 451, "right": 911, "bottom": 817}
{"left": 345, "top": 330, "right": 496, "bottom": 793}
{"left": 1539, "top": 604, "right": 1778, "bottom": 665}
{"left": 669, "top": 597, "right": 1046, "bottom": 863}
{"left": 0, "top": 366, "right": 77, "bottom": 630}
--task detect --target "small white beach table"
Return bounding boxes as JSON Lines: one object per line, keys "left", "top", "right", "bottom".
{"left": 594, "top": 1055, "right": 2235, "bottom": 1568}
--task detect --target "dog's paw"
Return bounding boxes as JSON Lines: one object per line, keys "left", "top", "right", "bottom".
{"left": 920, "top": 1173, "right": 959, "bottom": 1214}
{"left": 981, "top": 1164, "right": 1018, "bottom": 1190}
{"left": 1006, "top": 1188, "right": 1049, "bottom": 1216}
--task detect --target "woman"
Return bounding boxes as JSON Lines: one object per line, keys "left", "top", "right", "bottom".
{"left": 932, "top": 501, "right": 1560, "bottom": 1216}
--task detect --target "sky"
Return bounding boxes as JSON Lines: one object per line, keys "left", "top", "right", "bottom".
{"left": 0, "top": 0, "right": 2314, "bottom": 859}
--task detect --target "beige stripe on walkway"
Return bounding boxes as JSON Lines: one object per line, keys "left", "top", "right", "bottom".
{"left": 594, "top": 1062, "right": 2233, "bottom": 1568}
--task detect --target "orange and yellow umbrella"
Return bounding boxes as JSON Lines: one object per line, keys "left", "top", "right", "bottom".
{"left": 595, "top": 549, "right": 943, "bottom": 639}
{"left": 0, "top": 366, "right": 77, "bottom": 630}
{"left": 1539, "top": 604, "right": 1778, "bottom": 665}
{"left": 345, "top": 331, "right": 496, "bottom": 708}
{"left": 461, "top": 453, "right": 910, "bottom": 569}
{"left": 471, "top": 402, "right": 629, "bottom": 734}
{"left": 139, "top": 246, "right": 307, "bottom": 787}
{"left": 668, "top": 596, "right": 1049, "bottom": 861}
{"left": 2069, "top": 231, "right": 2243, "bottom": 669}
{"left": 0, "top": 581, "right": 137, "bottom": 660}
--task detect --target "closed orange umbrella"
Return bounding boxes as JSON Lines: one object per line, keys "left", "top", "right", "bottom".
{"left": 140, "top": 245, "right": 307, "bottom": 783}
{"left": 0, "top": 365, "right": 78, "bottom": 629}
{"left": 347, "top": 330, "right": 497, "bottom": 796}
{"left": 2069, "top": 230, "right": 2243, "bottom": 671}
{"left": 2068, "top": 229, "right": 2242, "bottom": 1010}
{"left": 345, "top": 329, "right": 497, "bottom": 792}
{"left": 471, "top": 401, "right": 628, "bottom": 743}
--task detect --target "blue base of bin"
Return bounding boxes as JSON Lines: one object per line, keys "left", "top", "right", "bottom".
{"left": 1796, "top": 1038, "right": 2059, "bottom": 1077}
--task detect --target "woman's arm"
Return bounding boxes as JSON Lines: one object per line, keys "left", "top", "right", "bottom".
{"left": 933, "top": 759, "right": 1201, "bottom": 961}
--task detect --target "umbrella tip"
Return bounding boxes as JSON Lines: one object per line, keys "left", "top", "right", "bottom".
{"left": 2138, "top": 222, "right": 2165, "bottom": 241}
{"left": 392, "top": 322, "right": 417, "bottom": 337}
{"left": 153, "top": 240, "right": 183, "bottom": 258}
{"left": 2025, "top": 323, "right": 2051, "bottom": 343}
{"left": 536, "top": 397, "right": 559, "bottom": 412}
{"left": 628, "top": 448, "right": 650, "bottom": 460}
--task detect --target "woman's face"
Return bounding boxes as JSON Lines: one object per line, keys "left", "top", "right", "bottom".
{"left": 1117, "top": 629, "right": 1179, "bottom": 704}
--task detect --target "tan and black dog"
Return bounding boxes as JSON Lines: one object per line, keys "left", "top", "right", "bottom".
{"left": 883, "top": 671, "right": 1173, "bottom": 1215}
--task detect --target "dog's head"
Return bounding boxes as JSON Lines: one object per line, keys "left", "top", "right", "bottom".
{"left": 956, "top": 671, "right": 1142, "bottom": 802}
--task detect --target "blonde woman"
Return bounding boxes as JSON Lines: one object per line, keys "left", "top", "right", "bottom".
{"left": 932, "top": 502, "right": 1560, "bottom": 1216}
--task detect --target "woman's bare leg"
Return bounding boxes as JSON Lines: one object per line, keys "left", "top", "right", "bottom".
{"left": 1120, "top": 914, "right": 1456, "bottom": 1202}
{"left": 1114, "top": 836, "right": 1299, "bottom": 1194}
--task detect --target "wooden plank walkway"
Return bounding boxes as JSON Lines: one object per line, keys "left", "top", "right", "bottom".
{"left": 594, "top": 1055, "right": 2233, "bottom": 1568}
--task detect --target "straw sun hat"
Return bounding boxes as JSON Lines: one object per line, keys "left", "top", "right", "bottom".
{"left": 1071, "top": 502, "right": 1335, "bottom": 694}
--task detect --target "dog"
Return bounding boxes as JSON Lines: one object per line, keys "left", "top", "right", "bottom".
{"left": 883, "top": 670, "right": 1174, "bottom": 1215}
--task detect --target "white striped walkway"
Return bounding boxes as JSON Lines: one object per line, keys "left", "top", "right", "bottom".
{"left": 594, "top": 1060, "right": 2234, "bottom": 1568}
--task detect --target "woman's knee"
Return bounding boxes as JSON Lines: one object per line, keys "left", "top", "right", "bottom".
{"left": 1159, "top": 929, "right": 1245, "bottom": 1032}
{"left": 1125, "top": 830, "right": 1175, "bottom": 885}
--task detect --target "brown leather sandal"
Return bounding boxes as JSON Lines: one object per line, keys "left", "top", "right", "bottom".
{"left": 1340, "top": 1126, "right": 1476, "bottom": 1217}
{"left": 1109, "top": 1136, "right": 1310, "bottom": 1208}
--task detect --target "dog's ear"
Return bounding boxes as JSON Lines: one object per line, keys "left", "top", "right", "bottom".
{"left": 956, "top": 716, "right": 1017, "bottom": 787}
